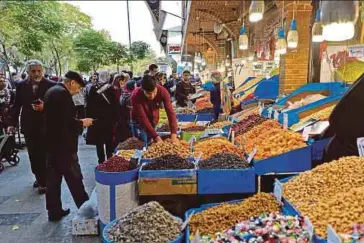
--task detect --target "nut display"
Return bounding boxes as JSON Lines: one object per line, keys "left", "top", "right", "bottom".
{"left": 156, "top": 122, "right": 170, "bottom": 132}
{"left": 175, "top": 107, "right": 196, "bottom": 114}
{"left": 189, "top": 193, "right": 280, "bottom": 237}
{"left": 210, "top": 213, "right": 310, "bottom": 243}
{"left": 116, "top": 149, "right": 135, "bottom": 160}
{"left": 208, "top": 120, "right": 232, "bottom": 129}
{"left": 237, "top": 120, "right": 306, "bottom": 160}
{"left": 231, "top": 107, "right": 259, "bottom": 122}
{"left": 283, "top": 156, "right": 364, "bottom": 238}
{"left": 116, "top": 137, "right": 144, "bottom": 150}
{"left": 290, "top": 104, "right": 336, "bottom": 131}
{"left": 106, "top": 201, "right": 181, "bottom": 243}
{"left": 195, "top": 138, "right": 245, "bottom": 160}
{"left": 232, "top": 114, "right": 267, "bottom": 136}
{"left": 182, "top": 123, "right": 206, "bottom": 132}
{"left": 143, "top": 141, "right": 190, "bottom": 159}
{"left": 199, "top": 153, "right": 249, "bottom": 169}
{"left": 283, "top": 94, "right": 326, "bottom": 112}
{"left": 163, "top": 138, "right": 190, "bottom": 149}
{"left": 96, "top": 156, "right": 136, "bottom": 172}
{"left": 233, "top": 76, "right": 263, "bottom": 97}
{"left": 197, "top": 107, "right": 214, "bottom": 114}
{"left": 142, "top": 154, "right": 194, "bottom": 170}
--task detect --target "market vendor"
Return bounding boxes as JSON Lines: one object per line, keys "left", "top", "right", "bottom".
{"left": 322, "top": 73, "right": 364, "bottom": 162}
{"left": 210, "top": 71, "right": 223, "bottom": 120}
{"left": 130, "top": 75, "right": 179, "bottom": 144}
{"left": 175, "top": 70, "right": 196, "bottom": 107}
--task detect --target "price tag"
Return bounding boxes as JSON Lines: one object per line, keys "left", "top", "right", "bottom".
{"left": 268, "top": 107, "right": 273, "bottom": 118}
{"left": 304, "top": 216, "right": 314, "bottom": 240}
{"left": 327, "top": 225, "right": 342, "bottom": 243}
{"left": 283, "top": 113, "right": 288, "bottom": 130}
{"left": 247, "top": 148, "right": 257, "bottom": 163}
{"left": 302, "top": 126, "right": 312, "bottom": 141}
{"left": 181, "top": 211, "right": 195, "bottom": 231}
{"left": 189, "top": 136, "right": 196, "bottom": 152}
{"left": 231, "top": 131, "right": 235, "bottom": 145}
{"left": 273, "top": 179, "right": 283, "bottom": 202}
{"left": 274, "top": 110, "right": 279, "bottom": 121}
{"left": 357, "top": 137, "right": 364, "bottom": 157}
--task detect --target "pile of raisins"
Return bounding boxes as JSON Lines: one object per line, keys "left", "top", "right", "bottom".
{"left": 143, "top": 154, "right": 194, "bottom": 170}
{"left": 199, "top": 153, "right": 250, "bottom": 169}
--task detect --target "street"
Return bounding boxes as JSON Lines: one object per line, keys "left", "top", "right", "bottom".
{"left": 0, "top": 138, "right": 100, "bottom": 243}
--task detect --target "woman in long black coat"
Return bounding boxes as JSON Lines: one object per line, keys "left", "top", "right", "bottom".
{"left": 85, "top": 79, "right": 119, "bottom": 164}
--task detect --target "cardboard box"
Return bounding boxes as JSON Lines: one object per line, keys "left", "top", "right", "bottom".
{"left": 72, "top": 217, "right": 99, "bottom": 236}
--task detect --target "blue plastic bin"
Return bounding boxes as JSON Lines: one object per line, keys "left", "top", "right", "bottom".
{"left": 196, "top": 113, "right": 215, "bottom": 121}
{"left": 253, "top": 145, "right": 312, "bottom": 175}
{"left": 176, "top": 114, "right": 197, "bottom": 122}
{"left": 311, "top": 137, "right": 331, "bottom": 161}
{"left": 197, "top": 167, "right": 256, "bottom": 194}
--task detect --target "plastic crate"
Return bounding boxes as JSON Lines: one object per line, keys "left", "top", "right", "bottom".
{"left": 310, "top": 138, "right": 331, "bottom": 161}
{"left": 197, "top": 167, "right": 256, "bottom": 194}
{"left": 176, "top": 114, "right": 197, "bottom": 122}
{"left": 196, "top": 113, "right": 214, "bottom": 122}
{"left": 253, "top": 145, "right": 312, "bottom": 175}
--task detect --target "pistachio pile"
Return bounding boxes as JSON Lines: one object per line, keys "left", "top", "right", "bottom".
{"left": 195, "top": 138, "right": 245, "bottom": 160}
{"left": 283, "top": 156, "right": 364, "bottom": 238}
{"left": 107, "top": 201, "right": 181, "bottom": 243}
{"left": 189, "top": 193, "right": 280, "bottom": 237}
{"left": 143, "top": 141, "right": 190, "bottom": 159}
{"left": 116, "top": 137, "right": 144, "bottom": 150}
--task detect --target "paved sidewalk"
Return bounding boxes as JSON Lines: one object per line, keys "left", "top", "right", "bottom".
{"left": 0, "top": 138, "right": 100, "bottom": 243}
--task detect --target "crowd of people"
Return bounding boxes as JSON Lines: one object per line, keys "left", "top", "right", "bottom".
{"left": 0, "top": 59, "right": 200, "bottom": 221}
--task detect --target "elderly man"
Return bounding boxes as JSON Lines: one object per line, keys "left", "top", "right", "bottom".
{"left": 44, "top": 71, "right": 93, "bottom": 221}
{"left": 8, "top": 60, "right": 56, "bottom": 194}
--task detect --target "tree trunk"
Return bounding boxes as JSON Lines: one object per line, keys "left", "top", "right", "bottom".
{"left": 52, "top": 43, "right": 62, "bottom": 77}
{"left": 0, "top": 38, "right": 12, "bottom": 79}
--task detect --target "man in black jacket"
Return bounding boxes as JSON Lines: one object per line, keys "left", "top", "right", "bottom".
{"left": 8, "top": 60, "right": 56, "bottom": 194}
{"left": 44, "top": 71, "right": 93, "bottom": 221}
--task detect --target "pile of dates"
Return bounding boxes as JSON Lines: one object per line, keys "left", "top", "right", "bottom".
{"left": 199, "top": 153, "right": 250, "bottom": 169}
{"left": 96, "top": 156, "right": 136, "bottom": 172}
{"left": 143, "top": 154, "right": 194, "bottom": 170}
{"left": 182, "top": 123, "right": 206, "bottom": 132}
{"left": 232, "top": 114, "right": 266, "bottom": 136}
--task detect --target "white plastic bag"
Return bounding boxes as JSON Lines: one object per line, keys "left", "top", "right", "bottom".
{"left": 78, "top": 188, "right": 98, "bottom": 219}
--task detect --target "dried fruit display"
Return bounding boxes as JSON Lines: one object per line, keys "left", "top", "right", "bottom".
{"left": 211, "top": 213, "right": 310, "bottom": 243}
{"left": 175, "top": 107, "right": 196, "bottom": 114}
{"left": 182, "top": 123, "right": 206, "bottom": 132}
{"left": 163, "top": 138, "right": 189, "bottom": 149}
{"left": 199, "top": 153, "right": 250, "bottom": 169}
{"left": 237, "top": 120, "right": 306, "bottom": 160}
{"left": 283, "top": 156, "right": 364, "bottom": 238}
{"left": 290, "top": 104, "right": 336, "bottom": 131}
{"left": 195, "top": 138, "right": 245, "bottom": 160}
{"left": 143, "top": 141, "right": 190, "bottom": 159}
{"left": 197, "top": 107, "right": 214, "bottom": 114}
{"left": 232, "top": 114, "right": 267, "bottom": 136}
{"left": 142, "top": 154, "right": 194, "bottom": 170}
{"left": 189, "top": 193, "right": 280, "bottom": 237}
{"left": 116, "top": 149, "right": 135, "bottom": 160}
{"left": 156, "top": 122, "right": 170, "bottom": 132}
{"left": 116, "top": 137, "right": 144, "bottom": 150}
{"left": 233, "top": 76, "right": 263, "bottom": 96}
{"left": 96, "top": 156, "right": 136, "bottom": 172}
{"left": 106, "top": 201, "right": 181, "bottom": 243}
{"left": 208, "top": 120, "right": 232, "bottom": 129}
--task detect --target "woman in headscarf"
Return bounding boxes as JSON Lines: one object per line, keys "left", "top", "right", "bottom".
{"left": 85, "top": 70, "right": 119, "bottom": 164}
{"left": 112, "top": 73, "right": 127, "bottom": 101}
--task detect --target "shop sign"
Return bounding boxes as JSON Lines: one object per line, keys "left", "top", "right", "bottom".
{"left": 168, "top": 44, "right": 182, "bottom": 55}
{"left": 327, "top": 225, "right": 342, "bottom": 243}
{"left": 273, "top": 179, "right": 283, "bottom": 202}
{"left": 283, "top": 113, "right": 288, "bottom": 130}
{"left": 348, "top": 45, "right": 364, "bottom": 58}
{"left": 357, "top": 137, "right": 364, "bottom": 157}
{"left": 247, "top": 148, "right": 257, "bottom": 164}
{"left": 232, "top": 58, "right": 254, "bottom": 88}
{"left": 304, "top": 217, "right": 314, "bottom": 240}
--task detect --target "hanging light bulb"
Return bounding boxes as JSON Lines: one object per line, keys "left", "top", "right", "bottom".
{"left": 239, "top": 26, "right": 249, "bottom": 50}
{"left": 287, "top": 19, "right": 298, "bottom": 49}
{"left": 201, "top": 57, "right": 206, "bottom": 66}
{"left": 276, "top": 27, "right": 287, "bottom": 55}
{"left": 225, "top": 55, "right": 230, "bottom": 67}
{"left": 248, "top": 52, "right": 254, "bottom": 61}
{"left": 249, "top": 1, "right": 264, "bottom": 23}
{"left": 321, "top": 0, "right": 359, "bottom": 41}
{"left": 196, "top": 53, "right": 202, "bottom": 63}
{"left": 312, "top": 9, "right": 324, "bottom": 42}
{"left": 241, "top": 59, "right": 247, "bottom": 65}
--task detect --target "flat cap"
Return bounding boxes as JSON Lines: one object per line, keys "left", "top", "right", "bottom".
{"left": 65, "top": 70, "right": 86, "bottom": 87}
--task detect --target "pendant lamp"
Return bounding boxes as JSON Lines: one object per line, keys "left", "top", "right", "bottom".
{"left": 239, "top": 26, "right": 249, "bottom": 50}
{"left": 214, "top": 22, "right": 224, "bottom": 34}
{"left": 249, "top": 1, "right": 264, "bottom": 23}
{"left": 248, "top": 52, "right": 254, "bottom": 61}
{"left": 287, "top": 19, "right": 298, "bottom": 49}
{"left": 276, "top": 27, "right": 287, "bottom": 55}
{"left": 321, "top": 0, "right": 359, "bottom": 41}
{"left": 241, "top": 59, "right": 247, "bottom": 65}
{"left": 312, "top": 9, "right": 324, "bottom": 42}
{"left": 201, "top": 57, "right": 206, "bottom": 66}
{"left": 225, "top": 55, "right": 231, "bottom": 67}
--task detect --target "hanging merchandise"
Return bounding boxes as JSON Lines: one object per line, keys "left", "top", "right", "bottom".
{"left": 248, "top": 52, "right": 255, "bottom": 61}
{"left": 225, "top": 55, "right": 231, "bottom": 67}
{"left": 321, "top": 0, "right": 359, "bottom": 41}
{"left": 276, "top": 27, "right": 287, "bottom": 55}
{"left": 249, "top": 0, "right": 264, "bottom": 23}
{"left": 287, "top": 2, "right": 298, "bottom": 49}
{"left": 312, "top": 8, "right": 324, "bottom": 42}
{"left": 239, "top": 26, "right": 249, "bottom": 50}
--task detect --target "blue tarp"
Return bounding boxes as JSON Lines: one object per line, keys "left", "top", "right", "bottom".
{"left": 201, "top": 81, "right": 215, "bottom": 92}
{"left": 253, "top": 75, "right": 279, "bottom": 100}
